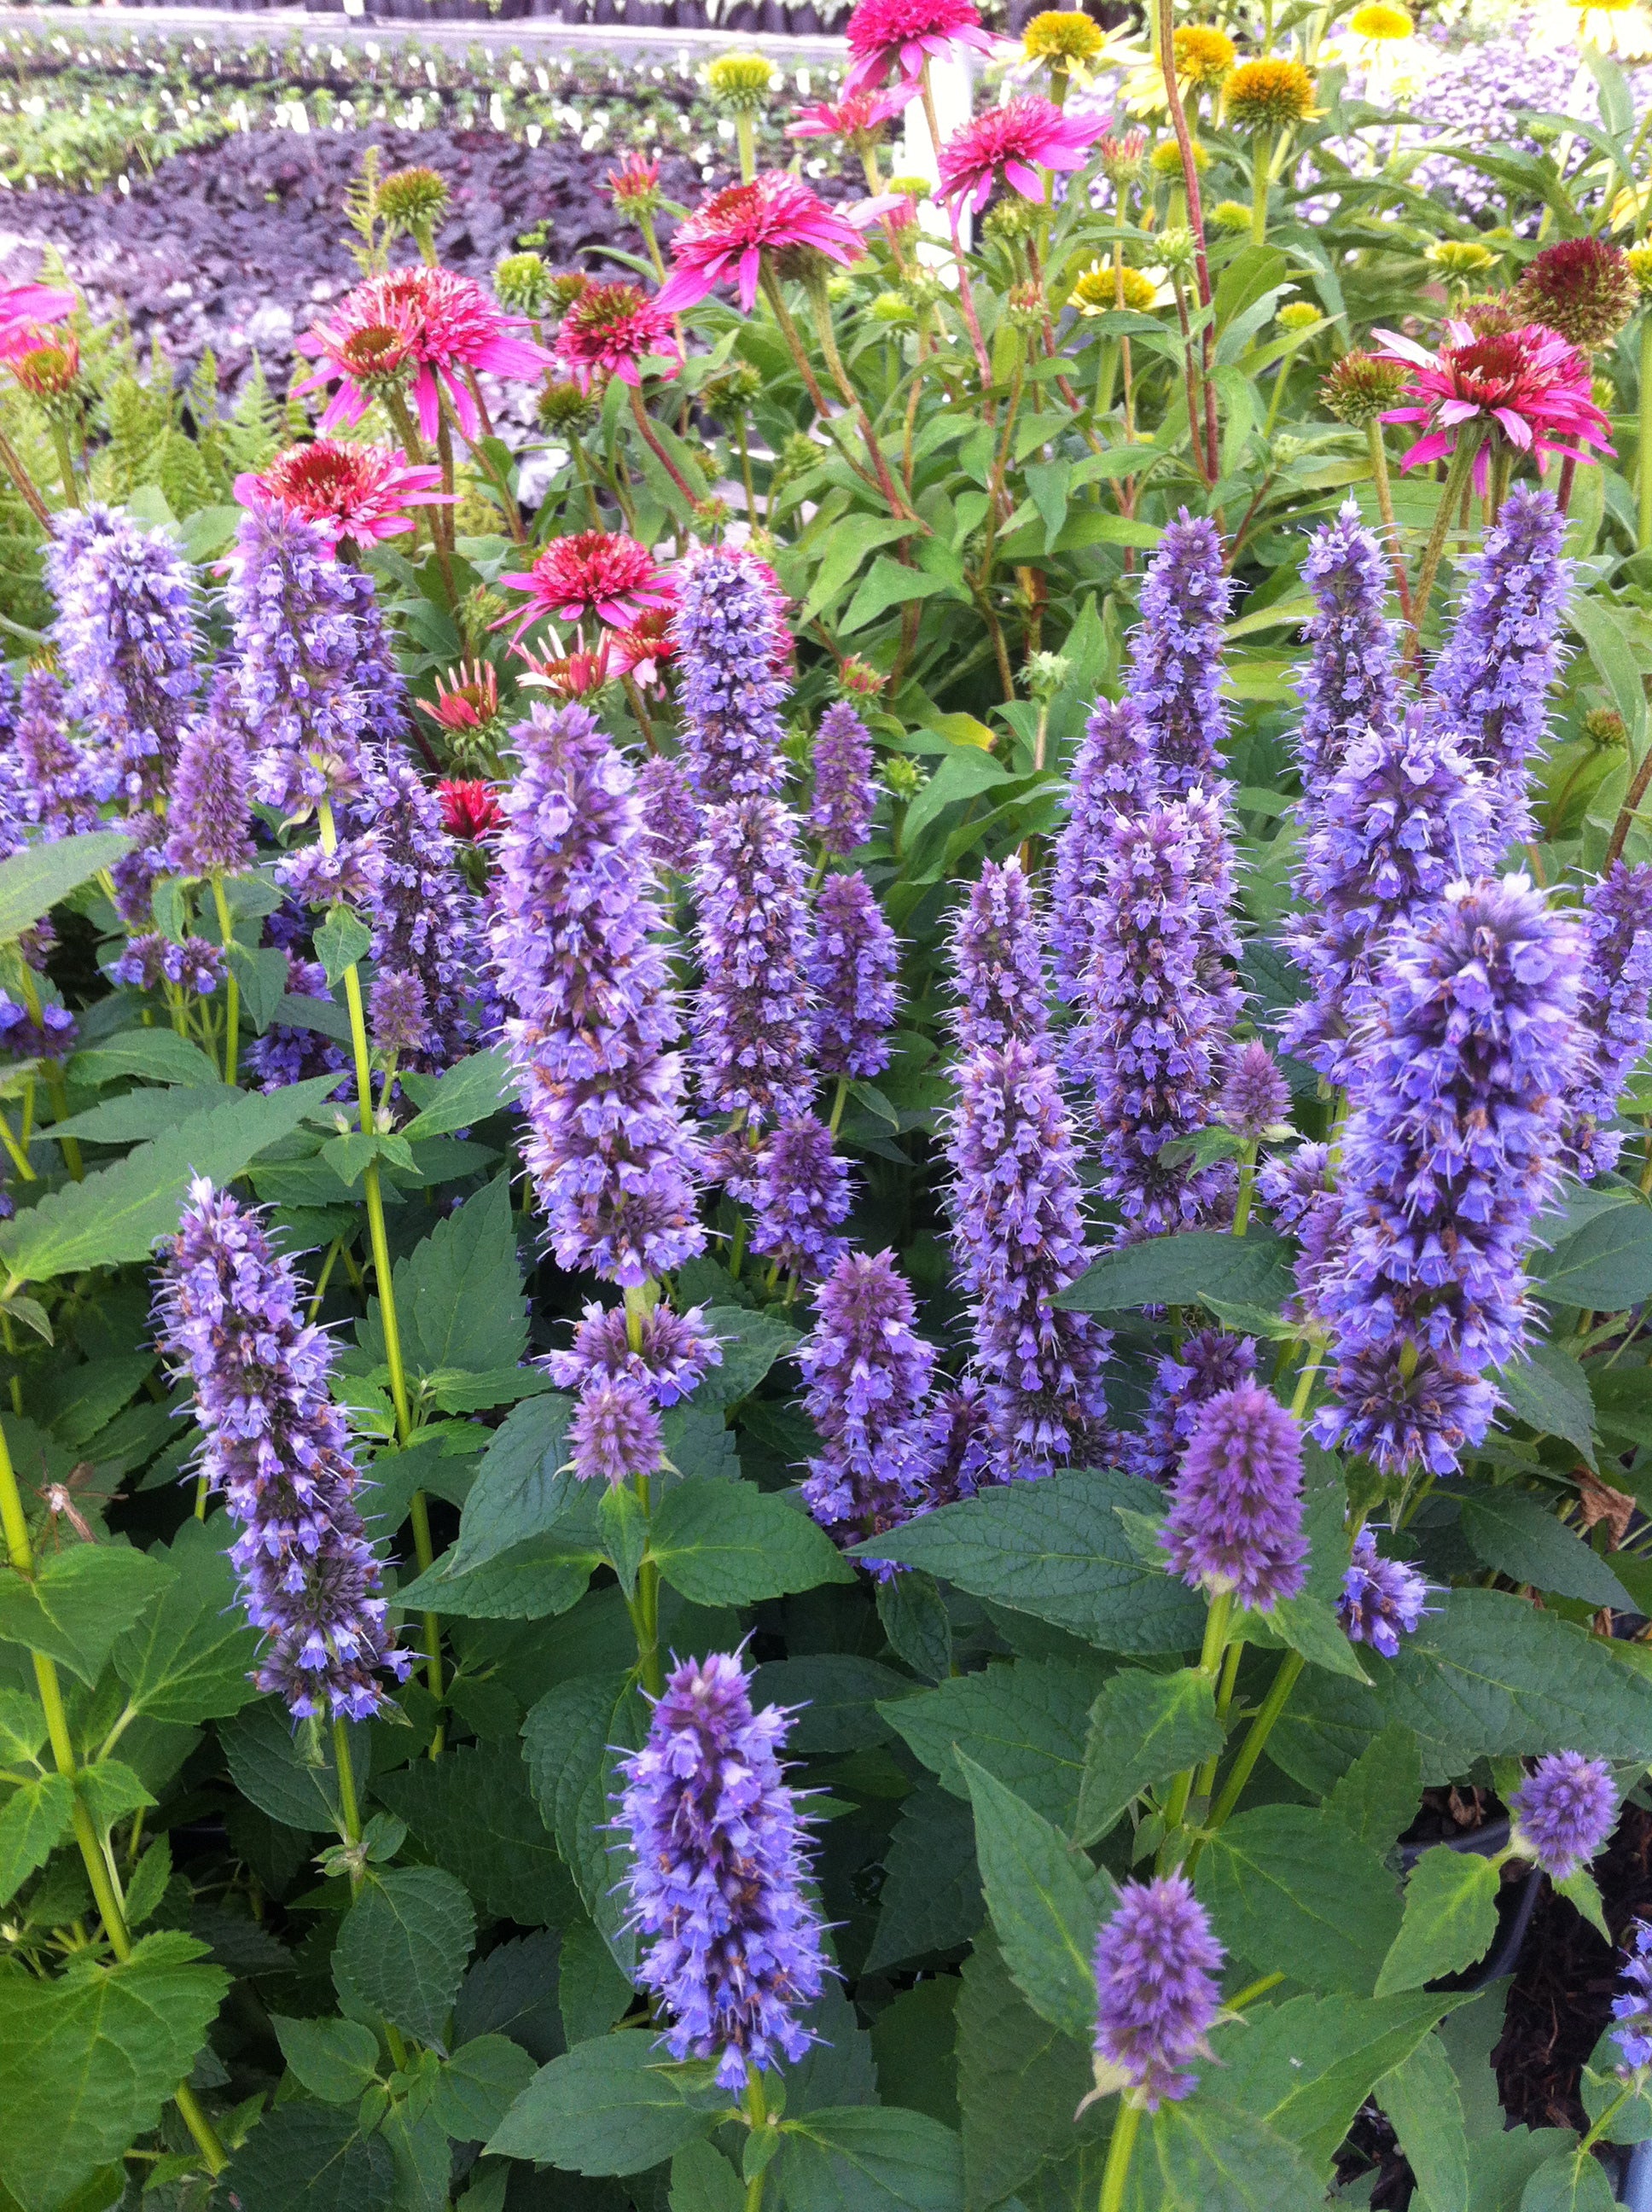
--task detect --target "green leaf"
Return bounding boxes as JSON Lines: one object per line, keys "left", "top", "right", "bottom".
{"left": 1376, "top": 1847, "right": 1503, "bottom": 1996}
{"left": 1195, "top": 1805, "right": 1402, "bottom": 1994}
{"left": 67, "top": 1030, "right": 222, "bottom": 1091}
{"left": 1458, "top": 1488, "right": 1632, "bottom": 1609}
{"left": 1323, "top": 1725, "right": 1422, "bottom": 1854}
{"left": 600, "top": 1480, "right": 649, "bottom": 1598}
{"left": 521, "top": 1669, "right": 643, "bottom": 1978}
{"left": 124, "top": 1835, "right": 170, "bottom": 1930}
{"left": 76, "top": 1760, "right": 154, "bottom": 1833}
{"left": 0, "top": 831, "right": 133, "bottom": 946}
{"left": 396, "top": 1178, "right": 526, "bottom": 1380}
{"left": 1496, "top": 1342, "right": 1599, "bottom": 1468}
{"left": 750, "top": 1656, "right": 917, "bottom": 1752}
{"left": 671, "top": 2139, "right": 745, "bottom": 2212}
{"left": 772, "top": 2107, "right": 964, "bottom": 2212}
{"left": 399, "top": 1526, "right": 599, "bottom": 1621}
{"left": 486, "top": 2033, "right": 719, "bottom": 2175}
{"left": 111, "top": 1516, "right": 261, "bottom": 1723}
{"left": 1556, "top": 1865, "right": 1612, "bottom": 1941}
{"left": 381, "top": 2097, "right": 450, "bottom": 2212}
{"left": 313, "top": 907, "right": 373, "bottom": 990}
{"left": 400, "top": 1045, "right": 517, "bottom": 1141}
{"left": 445, "top": 1393, "right": 578, "bottom": 1577}
{"left": 1138, "top": 2097, "right": 1327, "bottom": 2212}
{"left": 1518, "top": 2150, "right": 1618, "bottom": 2212}
{"left": 698, "top": 1305, "right": 800, "bottom": 1408}
{"left": 1073, "top": 1667, "right": 1222, "bottom": 1846}
{"left": 953, "top": 1932, "right": 1103, "bottom": 2212}
{"left": 0, "top": 1545, "right": 174, "bottom": 1686}
{"left": 225, "top": 941, "right": 292, "bottom": 1033}
{"left": 219, "top": 1697, "right": 369, "bottom": 1831}
{"left": 0, "top": 1930, "right": 228, "bottom": 2212}
{"left": 0, "top": 1072, "right": 343, "bottom": 1283}
{"left": 375, "top": 1743, "right": 577, "bottom": 1930}
{"left": 0, "top": 1688, "right": 45, "bottom": 1765}
{"left": 1581, "top": 2026, "right": 1652, "bottom": 2144}
{"left": 49, "top": 1353, "right": 156, "bottom": 1449}
{"left": 1054, "top": 1231, "right": 1296, "bottom": 1315}
{"left": 0, "top": 1773, "right": 73, "bottom": 1909}
{"left": 334, "top": 1866, "right": 474, "bottom": 2051}
{"left": 649, "top": 1481, "right": 854, "bottom": 1604}
{"left": 799, "top": 515, "right": 915, "bottom": 626}
{"left": 1379, "top": 2034, "right": 1471, "bottom": 2212}
{"left": 270, "top": 2013, "right": 381, "bottom": 2104}
{"left": 842, "top": 557, "right": 963, "bottom": 635}
{"left": 557, "top": 1918, "right": 635, "bottom": 2046}
{"left": 221, "top": 2101, "right": 395, "bottom": 2212}
{"left": 882, "top": 1658, "right": 1105, "bottom": 1828}
{"left": 956, "top": 1751, "right": 1104, "bottom": 2041}
{"left": 433, "top": 2034, "right": 538, "bottom": 2143}
{"left": 862, "top": 1780, "right": 983, "bottom": 1975}
{"left": 1568, "top": 593, "right": 1649, "bottom": 754}
{"left": 47, "top": 1086, "right": 232, "bottom": 1148}
{"left": 875, "top": 1571, "right": 953, "bottom": 1683}
{"left": 1532, "top": 1196, "right": 1652, "bottom": 1311}
{"left": 852, "top": 1469, "right": 1205, "bottom": 1655}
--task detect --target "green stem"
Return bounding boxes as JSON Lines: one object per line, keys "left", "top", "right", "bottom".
{"left": 1195, "top": 1638, "right": 1245, "bottom": 1800}
{"left": 1408, "top": 434, "right": 1480, "bottom": 657}
{"left": 1579, "top": 2081, "right": 1634, "bottom": 2156}
{"left": 744, "top": 2064, "right": 771, "bottom": 2212}
{"left": 1640, "top": 315, "right": 1652, "bottom": 554}
{"left": 210, "top": 876, "right": 239, "bottom": 1089}
{"left": 1160, "top": 1590, "right": 1233, "bottom": 1852}
{"left": 828, "top": 1075, "right": 849, "bottom": 1136}
{"left": 1364, "top": 419, "right": 1414, "bottom": 623}
{"left": 1249, "top": 129, "right": 1274, "bottom": 244}
{"left": 1231, "top": 1142, "right": 1258, "bottom": 1237}
{"left": 333, "top": 1716, "right": 364, "bottom": 1855}
{"left": 49, "top": 422, "right": 80, "bottom": 509}
{"left": 16, "top": 966, "right": 80, "bottom": 1181}
{"left": 1097, "top": 2100, "right": 1143, "bottom": 2212}
{"left": 1204, "top": 1650, "right": 1306, "bottom": 1839}
{"left": 736, "top": 112, "right": 756, "bottom": 184}
{"left": 0, "top": 425, "right": 49, "bottom": 528}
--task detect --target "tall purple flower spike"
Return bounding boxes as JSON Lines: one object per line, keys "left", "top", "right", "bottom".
{"left": 1294, "top": 501, "right": 1399, "bottom": 792}
{"left": 1568, "top": 860, "right": 1652, "bottom": 1179}
{"left": 950, "top": 855, "right": 1049, "bottom": 1051}
{"left": 1611, "top": 1924, "right": 1652, "bottom": 2071}
{"left": 1092, "top": 1875, "right": 1225, "bottom": 2110}
{"left": 748, "top": 1113, "right": 854, "bottom": 1282}
{"left": 155, "top": 1178, "right": 410, "bottom": 1720}
{"left": 810, "top": 870, "right": 899, "bottom": 1081}
{"left": 350, "top": 742, "right": 487, "bottom": 1070}
{"left": 490, "top": 702, "right": 705, "bottom": 1286}
{"left": 13, "top": 667, "right": 98, "bottom": 841}
{"left": 1126, "top": 509, "right": 1232, "bottom": 798}
{"left": 1121, "top": 1329, "right": 1258, "bottom": 1486}
{"left": 1049, "top": 695, "right": 1157, "bottom": 1003}
{"left": 692, "top": 795, "right": 816, "bottom": 1129}
{"left": 1510, "top": 1752, "right": 1617, "bottom": 1880}
{"left": 164, "top": 672, "right": 256, "bottom": 879}
{"left": 799, "top": 1247, "right": 937, "bottom": 1556}
{"left": 810, "top": 700, "right": 875, "bottom": 857}
{"left": 1161, "top": 1382, "right": 1309, "bottom": 1612}
{"left": 672, "top": 542, "right": 791, "bottom": 803}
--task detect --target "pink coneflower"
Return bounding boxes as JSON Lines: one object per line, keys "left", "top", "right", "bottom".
{"left": 844, "top": 0, "right": 1004, "bottom": 92}
{"left": 553, "top": 281, "right": 680, "bottom": 392}
{"left": 656, "top": 172, "right": 896, "bottom": 314}
{"left": 609, "top": 605, "right": 679, "bottom": 690}
{"left": 0, "top": 282, "right": 74, "bottom": 364}
{"left": 497, "top": 532, "right": 673, "bottom": 642}
{"left": 234, "top": 440, "right": 451, "bottom": 551}
{"left": 520, "top": 642, "right": 614, "bottom": 698}
{"left": 1374, "top": 318, "right": 1614, "bottom": 493}
{"left": 439, "top": 778, "right": 502, "bottom": 839}
{"left": 787, "top": 83, "right": 919, "bottom": 143}
{"left": 607, "top": 149, "right": 664, "bottom": 218}
{"left": 297, "top": 266, "right": 550, "bottom": 443}
{"left": 937, "top": 96, "right": 1108, "bottom": 212}
{"left": 417, "top": 659, "right": 502, "bottom": 742}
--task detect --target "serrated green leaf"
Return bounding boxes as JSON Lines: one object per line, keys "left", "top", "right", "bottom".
{"left": 697, "top": 1305, "right": 800, "bottom": 1408}
{"left": 0, "top": 1773, "right": 73, "bottom": 1909}
{"left": 1496, "top": 1341, "right": 1599, "bottom": 1468}
{"left": 1139, "top": 2097, "right": 1327, "bottom": 2212}
{"left": 221, "top": 2100, "right": 396, "bottom": 2212}
{"left": 111, "top": 1516, "right": 261, "bottom": 1723}
{"left": 1074, "top": 1667, "right": 1222, "bottom": 1846}
{"left": 396, "top": 1177, "right": 526, "bottom": 1380}
{"left": 957, "top": 1752, "right": 1103, "bottom": 2041}
{"left": 399, "top": 1045, "right": 517, "bottom": 1141}
{"left": 671, "top": 2139, "right": 745, "bottom": 2212}
{"left": 1533, "top": 1196, "right": 1652, "bottom": 1311}
{"left": 225, "top": 941, "right": 292, "bottom": 1033}
{"left": 0, "top": 1545, "right": 174, "bottom": 1686}
{"left": 521, "top": 1669, "right": 643, "bottom": 1979}
{"left": 219, "top": 1697, "right": 369, "bottom": 1832}
{"left": 333, "top": 1866, "right": 475, "bottom": 2051}
{"left": 649, "top": 1481, "right": 853, "bottom": 1605}
{"left": 486, "top": 2034, "right": 719, "bottom": 2175}
{"left": 1458, "top": 1489, "right": 1632, "bottom": 1609}
{"left": 432, "top": 2034, "right": 537, "bottom": 2142}
{"left": 883, "top": 1658, "right": 1104, "bottom": 1829}
{"left": 862, "top": 1780, "right": 983, "bottom": 1976}
{"left": 750, "top": 1656, "right": 917, "bottom": 1752}
{"left": 375, "top": 1742, "right": 577, "bottom": 1930}
{"left": 0, "top": 1687, "right": 46, "bottom": 1765}
{"left": 270, "top": 2013, "right": 381, "bottom": 2104}
{"left": 445, "top": 1393, "right": 578, "bottom": 1578}
{"left": 1195, "top": 1804, "right": 1402, "bottom": 1994}
{"left": 0, "top": 831, "right": 133, "bottom": 946}
{"left": 1376, "top": 1847, "right": 1503, "bottom": 1996}
{"left": 1323, "top": 1725, "right": 1421, "bottom": 1854}
{"left": 76, "top": 1759, "right": 154, "bottom": 1832}
{"left": 1379, "top": 2032, "right": 1471, "bottom": 2210}
{"left": 953, "top": 1932, "right": 1105, "bottom": 2212}
{"left": 67, "top": 1030, "right": 222, "bottom": 1091}
{"left": 1054, "top": 1231, "right": 1295, "bottom": 1315}
{"left": 772, "top": 2106, "right": 964, "bottom": 2212}
{"left": 400, "top": 1526, "right": 599, "bottom": 1621}
{"left": 313, "top": 907, "right": 373, "bottom": 990}
{"left": 1518, "top": 2150, "right": 1619, "bottom": 2211}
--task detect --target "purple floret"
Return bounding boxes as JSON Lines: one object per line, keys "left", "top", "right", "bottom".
{"left": 1161, "top": 1382, "right": 1308, "bottom": 1612}
{"left": 1511, "top": 1751, "right": 1617, "bottom": 1881}
{"left": 1092, "top": 1874, "right": 1225, "bottom": 2110}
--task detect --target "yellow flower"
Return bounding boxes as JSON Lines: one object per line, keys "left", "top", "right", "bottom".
{"left": 1224, "top": 57, "right": 1318, "bottom": 132}
{"left": 1021, "top": 9, "right": 1106, "bottom": 64}
{"left": 1070, "top": 262, "right": 1172, "bottom": 313}
{"left": 1209, "top": 198, "right": 1253, "bottom": 230}
{"left": 1348, "top": 2, "right": 1414, "bottom": 38}
{"left": 1576, "top": 0, "right": 1652, "bottom": 49}
{"left": 705, "top": 51, "right": 776, "bottom": 114}
{"left": 1150, "top": 136, "right": 1208, "bottom": 175}
{"left": 1277, "top": 300, "right": 1322, "bottom": 330}
{"left": 1424, "top": 238, "right": 1498, "bottom": 277}
{"left": 1173, "top": 23, "right": 1238, "bottom": 86}
{"left": 1628, "top": 244, "right": 1652, "bottom": 298}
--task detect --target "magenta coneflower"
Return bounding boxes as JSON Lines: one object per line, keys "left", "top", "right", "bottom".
{"left": 609, "top": 605, "right": 678, "bottom": 689}
{"left": 787, "top": 83, "right": 919, "bottom": 143}
{"left": 656, "top": 172, "right": 895, "bottom": 314}
{"left": 844, "top": 0, "right": 1004, "bottom": 92}
{"left": 553, "top": 280, "right": 680, "bottom": 391}
{"left": 0, "top": 282, "right": 74, "bottom": 363}
{"left": 937, "top": 96, "right": 1108, "bottom": 211}
{"left": 234, "top": 440, "right": 451, "bottom": 552}
{"left": 1374, "top": 319, "right": 1613, "bottom": 493}
{"left": 606, "top": 149, "right": 664, "bottom": 218}
{"left": 496, "top": 532, "right": 673, "bottom": 643}
{"left": 296, "top": 265, "right": 550, "bottom": 442}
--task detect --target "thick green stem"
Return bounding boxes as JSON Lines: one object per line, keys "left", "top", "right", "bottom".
{"left": 49, "top": 422, "right": 81, "bottom": 509}
{"left": 1097, "top": 2100, "right": 1143, "bottom": 2212}
{"left": 0, "top": 426, "right": 49, "bottom": 528}
{"left": 1160, "top": 1590, "right": 1233, "bottom": 1854}
{"left": 1249, "top": 130, "right": 1274, "bottom": 243}
{"left": 1231, "top": 1142, "right": 1258, "bottom": 1237}
{"left": 210, "top": 877, "right": 240, "bottom": 1089}
{"left": 1408, "top": 434, "right": 1480, "bottom": 657}
{"left": 1205, "top": 1650, "right": 1306, "bottom": 1839}
{"left": 1641, "top": 316, "right": 1652, "bottom": 553}
{"left": 744, "top": 2065, "right": 771, "bottom": 2212}
{"left": 736, "top": 112, "right": 756, "bottom": 184}
{"left": 333, "top": 1717, "right": 364, "bottom": 1857}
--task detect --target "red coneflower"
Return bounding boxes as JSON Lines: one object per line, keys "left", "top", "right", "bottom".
{"left": 655, "top": 172, "right": 898, "bottom": 315}
{"left": 786, "top": 83, "right": 918, "bottom": 145}
{"left": 417, "top": 659, "right": 502, "bottom": 742}
{"left": 936, "top": 96, "right": 1109, "bottom": 212}
{"left": 609, "top": 605, "right": 679, "bottom": 690}
{"left": 438, "top": 777, "right": 502, "bottom": 839}
{"left": 606, "top": 150, "right": 664, "bottom": 218}
{"left": 296, "top": 265, "right": 550, "bottom": 442}
{"left": 553, "top": 281, "right": 680, "bottom": 392}
{"left": 235, "top": 440, "right": 451, "bottom": 551}
{"left": 520, "top": 642, "right": 614, "bottom": 699}
{"left": 843, "top": 0, "right": 1004, "bottom": 93}
{"left": 1375, "top": 317, "right": 1614, "bottom": 492}
{"left": 497, "top": 532, "right": 673, "bottom": 643}
{"left": 0, "top": 282, "right": 75, "bottom": 364}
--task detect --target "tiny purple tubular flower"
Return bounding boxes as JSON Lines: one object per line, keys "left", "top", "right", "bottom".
{"left": 1092, "top": 1874, "right": 1226, "bottom": 2110}
{"left": 228, "top": 500, "right": 404, "bottom": 815}
{"left": 1126, "top": 510, "right": 1232, "bottom": 799}
{"left": 809, "top": 870, "right": 900, "bottom": 1081}
{"left": 1255, "top": 1140, "right": 1332, "bottom": 1236}
{"left": 13, "top": 667, "right": 98, "bottom": 840}
{"left": 798, "top": 1247, "right": 937, "bottom": 1555}
{"left": 1567, "top": 859, "right": 1652, "bottom": 1179}
{"left": 490, "top": 702, "right": 705, "bottom": 1286}
{"left": 1161, "top": 1381, "right": 1309, "bottom": 1611}
{"left": 810, "top": 700, "right": 875, "bottom": 858}
{"left": 112, "top": 932, "right": 224, "bottom": 997}
{"left": 1337, "top": 1526, "right": 1433, "bottom": 1658}
{"left": 1218, "top": 1042, "right": 1290, "bottom": 1143}
{"left": 1612, "top": 1923, "right": 1652, "bottom": 2071}
{"left": 0, "top": 992, "right": 73, "bottom": 1059}
{"left": 672, "top": 543, "right": 791, "bottom": 804}
{"left": 749, "top": 1114, "right": 855, "bottom": 1283}
{"left": 1282, "top": 706, "right": 1493, "bottom": 1085}
{"left": 369, "top": 968, "right": 431, "bottom": 1057}
{"left": 1510, "top": 1751, "right": 1617, "bottom": 1880}
{"left": 616, "top": 1649, "right": 829, "bottom": 2090}
{"left": 1080, "top": 798, "right": 1236, "bottom": 1238}
{"left": 1049, "top": 696, "right": 1157, "bottom": 1003}
{"left": 1294, "top": 501, "right": 1400, "bottom": 793}
{"left": 692, "top": 795, "right": 817, "bottom": 1130}
{"left": 1121, "top": 1328, "right": 1258, "bottom": 1486}
{"left": 568, "top": 1373, "right": 665, "bottom": 1485}
{"left": 924, "top": 1378, "right": 991, "bottom": 1505}
{"left": 154, "top": 1176, "right": 410, "bottom": 1720}
{"left": 1311, "top": 875, "right": 1588, "bottom": 1476}
{"left": 544, "top": 1300, "right": 722, "bottom": 1406}
{"left": 164, "top": 672, "right": 256, "bottom": 879}
{"left": 634, "top": 753, "right": 702, "bottom": 877}
{"left": 950, "top": 856, "right": 1049, "bottom": 1052}
{"left": 945, "top": 1036, "right": 1111, "bottom": 1477}
{"left": 1429, "top": 484, "right": 1569, "bottom": 852}
{"left": 46, "top": 502, "right": 202, "bottom": 808}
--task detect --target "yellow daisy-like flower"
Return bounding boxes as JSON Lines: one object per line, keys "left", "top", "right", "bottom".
{"left": 1277, "top": 299, "right": 1322, "bottom": 330}
{"left": 1173, "top": 23, "right": 1239, "bottom": 86}
{"left": 1424, "top": 238, "right": 1498, "bottom": 277}
{"left": 1348, "top": 2, "right": 1415, "bottom": 38}
{"left": 1150, "top": 136, "right": 1208, "bottom": 174}
{"left": 705, "top": 51, "right": 776, "bottom": 114}
{"left": 1070, "top": 262, "right": 1172, "bottom": 313}
{"left": 1628, "top": 244, "right": 1652, "bottom": 298}
{"left": 1224, "top": 57, "right": 1318, "bottom": 132}
{"left": 1576, "top": 0, "right": 1652, "bottom": 49}
{"left": 1209, "top": 198, "right": 1253, "bottom": 230}
{"left": 1022, "top": 9, "right": 1106, "bottom": 64}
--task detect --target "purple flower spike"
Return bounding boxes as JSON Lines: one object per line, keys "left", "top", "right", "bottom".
{"left": 1092, "top": 1874, "right": 1225, "bottom": 2110}
{"left": 1050, "top": 696, "right": 1156, "bottom": 1002}
{"left": 1612, "top": 1924, "right": 1652, "bottom": 2071}
{"left": 350, "top": 743, "right": 486, "bottom": 1070}
{"left": 924, "top": 1378, "right": 990, "bottom": 1506}
{"left": 1255, "top": 1141, "right": 1331, "bottom": 1236}
{"left": 490, "top": 702, "right": 705, "bottom": 1287}
{"left": 1127, "top": 510, "right": 1232, "bottom": 798}
{"left": 809, "top": 870, "right": 900, "bottom": 1080}
{"left": 1219, "top": 1043, "right": 1290, "bottom": 1143}
{"left": 46, "top": 502, "right": 202, "bottom": 808}
{"left": 113, "top": 933, "right": 224, "bottom": 997}
{"left": 1161, "top": 1382, "right": 1308, "bottom": 1612}
{"left": 1295, "top": 501, "right": 1399, "bottom": 791}
{"left": 1121, "top": 1329, "right": 1258, "bottom": 1486}
{"left": 798, "top": 1247, "right": 937, "bottom": 1555}
{"left": 1337, "top": 1526, "right": 1433, "bottom": 1657}
{"left": 1568, "top": 860, "right": 1652, "bottom": 1179}
{"left": 154, "top": 1177, "right": 410, "bottom": 1721}
{"left": 14, "top": 668, "right": 97, "bottom": 839}
{"left": 672, "top": 543, "right": 791, "bottom": 804}
{"left": 946, "top": 1037, "right": 1111, "bottom": 1477}
{"left": 635, "top": 753, "right": 702, "bottom": 877}
{"left": 545, "top": 1300, "right": 721, "bottom": 1407}
{"left": 950, "top": 856, "right": 1049, "bottom": 1051}
{"left": 810, "top": 701, "right": 875, "bottom": 857}
{"left": 748, "top": 1114, "right": 854, "bottom": 1283}
{"left": 692, "top": 795, "right": 816, "bottom": 1129}
{"left": 1511, "top": 1752, "right": 1617, "bottom": 1880}
{"left": 617, "top": 1650, "right": 829, "bottom": 2090}
{"left": 165, "top": 672, "right": 255, "bottom": 879}
{"left": 568, "top": 1374, "right": 664, "bottom": 1486}
{"left": 368, "top": 969, "right": 430, "bottom": 1057}
{"left": 1429, "top": 484, "right": 1569, "bottom": 851}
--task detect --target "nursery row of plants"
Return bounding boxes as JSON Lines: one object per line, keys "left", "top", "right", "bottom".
{"left": 7, "top": 1, "right": 1652, "bottom": 2208}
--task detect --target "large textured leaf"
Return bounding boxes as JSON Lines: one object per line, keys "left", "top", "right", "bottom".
{"left": 1074, "top": 1667, "right": 1222, "bottom": 1846}
{"left": 486, "top": 2033, "right": 719, "bottom": 2175}
{"left": 399, "top": 1045, "right": 517, "bottom": 1140}
{"left": 375, "top": 1742, "right": 577, "bottom": 1929}
{"left": 1532, "top": 1196, "right": 1652, "bottom": 1310}
{"left": 445, "top": 1393, "right": 578, "bottom": 1577}
{"left": 1457, "top": 1489, "right": 1632, "bottom": 1609}
{"left": 0, "top": 1544, "right": 174, "bottom": 1687}
{"left": 270, "top": 2012, "right": 380, "bottom": 2104}
{"left": 1138, "top": 2098, "right": 1326, "bottom": 2212}
{"left": 1376, "top": 1847, "right": 1503, "bottom": 1995}
{"left": 751, "top": 1655, "right": 917, "bottom": 1752}
{"left": 394, "top": 1177, "right": 527, "bottom": 1379}
{"left": 957, "top": 1753, "right": 1104, "bottom": 2041}
{"left": 431, "top": 2034, "right": 538, "bottom": 2143}
{"left": 1324, "top": 1725, "right": 1422, "bottom": 1854}
{"left": 649, "top": 1480, "right": 853, "bottom": 1604}
{"left": 521, "top": 1669, "right": 643, "bottom": 1977}
{"left": 1195, "top": 1804, "right": 1401, "bottom": 1994}
{"left": 953, "top": 1933, "right": 1106, "bottom": 2212}
{"left": 0, "top": 830, "right": 133, "bottom": 945}
{"left": 0, "top": 1773, "right": 73, "bottom": 1909}
{"left": 1496, "top": 1342, "right": 1599, "bottom": 1466}
{"left": 1055, "top": 1231, "right": 1295, "bottom": 1315}
{"left": 772, "top": 2107, "right": 965, "bottom": 2212}
{"left": 221, "top": 2100, "right": 395, "bottom": 2212}
{"left": 852, "top": 1470, "right": 1205, "bottom": 1654}
{"left": 332, "top": 1866, "right": 475, "bottom": 2050}
{"left": 400, "top": 1524, "right": 599, "bottom": 1621}
{"left": 882, "top": 1658, "right": 1106, "bottom": 1829}
{"left": 111, "top": 1516, "right": 260, "bottom": 1724}
{"left": 863, "top": 1781, "right": 983, "bottom": 1975}
{"left": 0, "top": 1931, "right": 228, "bottom": 2212}
{"left": 0, "top": 1073, "right": 340, "bottom": 1283}
{"left": 219, "top": 1697, "right": 369, "bottom": 1831}
{"left": 1379, "top": 2034, "right": 1472, "bottom": 2212}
